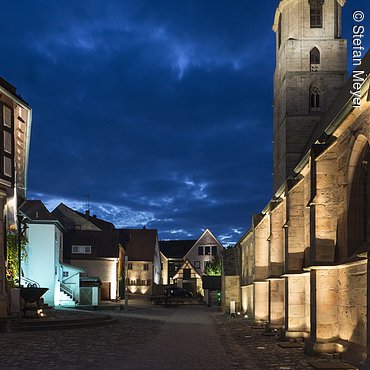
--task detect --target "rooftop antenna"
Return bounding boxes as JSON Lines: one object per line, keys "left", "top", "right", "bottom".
{"left": 83, "top": 194, "right": 91, "bottom": 212}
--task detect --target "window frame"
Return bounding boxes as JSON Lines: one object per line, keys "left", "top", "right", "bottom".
{"left": 71, "top": 245, "right": 92, "bottom": 254}
{"left": 0, "top": 103, "right": 15, "bottom": 184}
{"left": 310, "top": 86, "right": 321, "bottom": 111}
{"left": 309, "top": 0, "right": 324, "bottom": 29}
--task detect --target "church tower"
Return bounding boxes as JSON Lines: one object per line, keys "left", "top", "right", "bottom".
{"left": 272, "top": 0, "right": 347, "bottom": 192}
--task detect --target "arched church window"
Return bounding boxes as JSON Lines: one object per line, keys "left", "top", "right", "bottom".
{"left": 310, "top": 47, "right": 320, "bottom": 65}
{"left": 310, "top": 47, "right": 320, "bottom": 71}
{"left": 278, "top": 13, "right": 282, "bottom": 48}
{"left": 310, "top": 86, "right": 320, "bottom": 110}
{"left": 309, "top": 0, "right": 324, "bottom": 28}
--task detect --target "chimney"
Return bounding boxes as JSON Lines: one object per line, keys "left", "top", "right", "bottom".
{"left": 85, "top": 210, "right": 90, "bottom": 217}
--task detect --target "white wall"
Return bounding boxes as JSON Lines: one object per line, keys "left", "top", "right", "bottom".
{"left": 70, "top": 258, "right": 118, "bottom": 300}
{"left": 22, "top": 223, "right": 61, "bottom": 306}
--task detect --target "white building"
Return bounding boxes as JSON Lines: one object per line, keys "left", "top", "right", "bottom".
{"left": 21, "top": 200, "right": 82, "bottom": 306}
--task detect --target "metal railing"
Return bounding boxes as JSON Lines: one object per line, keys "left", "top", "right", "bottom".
{"left": 60, "top": 283, "right": 74, "bottom": 301}
{"left": 19, "top": 276, "right": 40, "bottom": 288}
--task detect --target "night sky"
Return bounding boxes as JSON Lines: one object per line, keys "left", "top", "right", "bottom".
{"left": 1, "top": 1, "right": 369, "bottom": 244}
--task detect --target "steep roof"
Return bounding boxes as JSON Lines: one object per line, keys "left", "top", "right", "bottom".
{"left": 64, "top": 229, "right": 120, "bottom": 259}
{"left": 75, "top": 210, "right": 115, "bottom": 231}
{"left": 21, "top": 200, "right": 58, "bottom": 222}
{"left": 159, "top": 240, "right": 196, "bottom": 259}
{"left": 119, "top": 229, "right": 158, "bottom": 262}
{"left": 0, "top": 76, "right": 30, "bottom": 107}
{"left": 51, "top": 203, "right": 101, "bottom": 231}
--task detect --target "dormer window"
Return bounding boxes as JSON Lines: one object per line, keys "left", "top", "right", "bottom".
{"left": 309, "top": 0, "right": 324, "bottom": 28}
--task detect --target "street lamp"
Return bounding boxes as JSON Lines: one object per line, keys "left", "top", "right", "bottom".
{"left": 17, "top": 215, "right": 28, "bottom": 289}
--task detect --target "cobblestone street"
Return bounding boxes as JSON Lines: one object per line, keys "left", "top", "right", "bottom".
{"left": 0, "top": 305, "right": 357, "bottom": 369}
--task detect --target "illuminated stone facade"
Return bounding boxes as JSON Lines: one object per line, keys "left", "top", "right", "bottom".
{"left": 0, "top": 77, "right": 32, "bottom": 317}
{"left": 231, "top": 0, "right": 370, "bottom": 366}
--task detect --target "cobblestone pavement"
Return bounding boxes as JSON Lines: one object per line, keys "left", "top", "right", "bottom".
{"left": 213, "top": 315, "right": 314, "bottom": 370}
{"left": 0, "top": 305, "right": 354, "bottom": 369}
{"left": 0, "top": 315, "right": 163, "bottom": 369}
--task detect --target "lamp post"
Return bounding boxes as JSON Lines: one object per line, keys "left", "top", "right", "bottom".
{"left": 17, "top": 215, "right": 28, "bottom": 289}
{"left": 124, "top": 256, "right": 128, "bottom": 312}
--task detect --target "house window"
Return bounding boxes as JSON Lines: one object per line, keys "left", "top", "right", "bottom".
{"left": 204, "top": 261, "right": 210, "bottom": 269}
{"left": 128, "top": 263, "right": 133, "bottom": 270}
{"left": 198, "top": 246, "right": 203, "bottom": 255}
{"left": 211, "top": 246, "right": 218, "bottom": 256}
{"left": 136, "top": 279, "right": 140, "bottom": 285}
{"left": 72, "top": 245, "right": 91, "bottom": 254}
{"left": 62, "top": 271, "right": 69, "bottom": 278}
{"left": 147, "top": 279, "right": 151, "bottom": 286}
{"left": 205, "top": 246, "right": 210, "bottom": 255}
{"left": 310, "top": 47, "right": 320, "bottom": 70}
{"left": 141, "top": 280, "right": 146, "bottom": 286}
{"left": 194, "top": 261, "right": 201, "bottom": 268}
{"left": 309, "top": 0, "right": 324, "bottom": 28}
{"left": 310, "top": 86, "right": 320, "bottom": 111}
{"left": 1, "top": 104, "right": 14, "bottom": 182}
{"left": 183, "top": 269, "right": 191, "bottom": 280}
{"left": 143, "top": 264, "right": 149, "bottom": 271}
{"left": 130, "top": 280, "right": 135, "bottom": 285}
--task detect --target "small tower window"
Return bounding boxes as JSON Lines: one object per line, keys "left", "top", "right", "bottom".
{"left": 309, "top": 0, "right": 324, "bottom": 28}
{"left": 310, "top": 86, "right": 320, "bottom": 111}
{"left": 278, "top": 13, "right": 282, "bottom": 48}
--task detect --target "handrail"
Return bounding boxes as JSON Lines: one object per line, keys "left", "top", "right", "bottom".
{"left": 60, "top": 283, "right": 74, "bottom": 301}
{"left": 62, "top": 271, "right": 81, "bottom": 283}
{"left": 20, "top": 276, "right": 40, "bottom": 288}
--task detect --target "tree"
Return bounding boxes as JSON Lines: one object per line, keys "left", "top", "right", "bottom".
{"left": 204, "top": 255, "right": 222, "bottom": 276}
{"left": 6, "top": 231, "right": 28, "bottom": 286}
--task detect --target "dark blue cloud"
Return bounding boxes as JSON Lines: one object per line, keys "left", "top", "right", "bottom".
{"left": 1, "top": 0, "right": 368, "bottom": 244}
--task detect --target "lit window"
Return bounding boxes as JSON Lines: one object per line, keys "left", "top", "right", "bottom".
{"left": 310, "top": 86, "right": 320, "bottom": 111}
{"left": 72, "top": 245, "right": 92, "bottom": 254}
{"left": 198, "top": 246, "right": 203, "bottom": 255}
{"left": 309, "top": 0, "right": 324, "bottom": 28}
{"left": 194, "top": 261, "right": 201, "bottom": 268}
